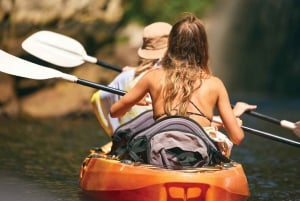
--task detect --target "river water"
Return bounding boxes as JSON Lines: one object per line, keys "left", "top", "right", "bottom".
{"left": 0, "top": 99, "right": 299, "bottom": 201}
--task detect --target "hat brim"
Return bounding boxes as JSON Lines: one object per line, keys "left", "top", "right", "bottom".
{"left": 137, "top": 47, "right": 167, "bottom": 60}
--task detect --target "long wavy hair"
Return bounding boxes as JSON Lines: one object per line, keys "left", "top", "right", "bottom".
{"left": 161, "top": 14, "right": 211, "bottom": 116}
{"left": 134, "top": 58, "right": 160, "bottom": 78}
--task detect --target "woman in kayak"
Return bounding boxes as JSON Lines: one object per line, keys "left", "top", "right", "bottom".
{"left": 92, "top": 22, "right": 172, "bottom": 137}
{"left": 110, "top": 14, "right": 247, "bottom": 146}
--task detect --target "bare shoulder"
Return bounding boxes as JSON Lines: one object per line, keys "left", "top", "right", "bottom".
{"left": 136, "top": 68, "right": 163, "bottom": 87}
{"left": 143, "top": 68, "right": 164, "bottom": 79}
{"left": 148, "top": 67, "right": 163, "bottom": 74}
{"left": 206, "top": 75, "right": 225, "bottom": 87}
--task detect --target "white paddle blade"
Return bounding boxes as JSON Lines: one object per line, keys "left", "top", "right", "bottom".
{"left": 0, "top": 50, "right": 77, "bottom": 82}
{"left": 22, "top": 31, "right": 96, "bottom": 67}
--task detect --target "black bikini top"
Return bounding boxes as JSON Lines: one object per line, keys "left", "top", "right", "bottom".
{"left": 154, "top": 101, "right": 211, "bottom": 121}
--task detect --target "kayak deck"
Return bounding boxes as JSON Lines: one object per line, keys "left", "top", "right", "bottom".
{"left": 79, "top": 150, "right": 250, "bottom": 201}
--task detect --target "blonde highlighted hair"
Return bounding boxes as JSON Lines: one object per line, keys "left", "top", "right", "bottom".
{"left": 134, "top": 58, "right": 160, "bottom": 78}
{"left": 161, "top": 14, "right": 211, "bottom": 116}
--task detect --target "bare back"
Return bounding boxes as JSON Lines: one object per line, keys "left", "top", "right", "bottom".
{"left": 146, "top": 68, "right": 221, "bottom": 127}
{"left": 110, "top": 67, "right": 244, "bottom": 145}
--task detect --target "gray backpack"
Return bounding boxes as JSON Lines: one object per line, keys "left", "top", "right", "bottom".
{"left": 111, "top": 110, "right": 230, "bottom": 169}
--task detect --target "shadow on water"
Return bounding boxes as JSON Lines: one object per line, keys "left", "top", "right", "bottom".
{"left": 0, "top": 99, "right": 300, "bottom": 201}
{"left": 0, "top": 116, "right": 109, "bottom": 201}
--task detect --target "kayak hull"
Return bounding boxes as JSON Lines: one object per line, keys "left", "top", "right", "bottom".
{"left": 79, "top": 152, "right": 250, "bottom": 201}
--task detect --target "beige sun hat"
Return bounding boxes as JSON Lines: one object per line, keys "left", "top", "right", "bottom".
{"left": 138, "top": 22, "right": 172, "bottom": 60}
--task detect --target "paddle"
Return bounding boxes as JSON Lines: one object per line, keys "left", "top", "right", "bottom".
{"left": 230, "top": 104, "right": 300, "bottom": 137}
{"left": 0, "top": 50, "right": 124, "bottom": 95}
{"left": 245, "top": 110, "right": 300, "bottom": 137}
{"left": 22, "top": 30, "right": 122, "bottom": 72}
{"left": 23, "top": 32, "right": 300, "bottom": 138}
{"left": 0, "top": 50, "right": 299, "bottom": 148}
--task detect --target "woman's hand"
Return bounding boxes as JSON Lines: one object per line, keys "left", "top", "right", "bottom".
{"left": 212, "top": 101, "right": 256, "bottom": 129}
{"left": 236, "top": 117, "right": 243, "bottom": 127}
{"left": 136, "top": 94, "right": 152, "bottom": 106}
{"left": 233, "top": 102, "right": 257, "bottom": 117}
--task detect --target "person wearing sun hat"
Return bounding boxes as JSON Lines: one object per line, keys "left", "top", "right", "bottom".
{"left": 91, "top": 22, "right": 172, "bottom": 146}
{"left": 137, "top": 22, "right": 171, "bottom": 59}
{"left": 91, "top": 21, "right": 256, "bottom": 153}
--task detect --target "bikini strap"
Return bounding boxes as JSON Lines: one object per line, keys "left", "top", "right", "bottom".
{"left": 153, "top": 101, "right": 211, "bottom": 122}
{"left": 189, "top": 100, "right": 211, "bottom": 122}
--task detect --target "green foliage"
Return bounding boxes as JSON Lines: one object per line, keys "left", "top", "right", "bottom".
{"left": 123, "top": 0, "right": 215, "bottom": 24}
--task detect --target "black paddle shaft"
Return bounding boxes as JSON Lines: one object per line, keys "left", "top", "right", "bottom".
{"left": 230, "top": 104, "right": 281, "bottom": 125}
{"left": 75, "top": 79, "right": 300, "bottom": 148}
{"left": 96, "top": 60, "right": 122, "bottom": 72}
{"left": 242, "top": 126, "right": 300, "bottom": 148}
{"left": 246, "top": 110, "right": 281, "bottom": 125}
{"left": 77, "top": 78, "right": 126, "bottom": 96}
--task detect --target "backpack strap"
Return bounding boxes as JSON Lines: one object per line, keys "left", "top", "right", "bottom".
{"left": 127, "top": 115, "right": 230, "bottom": 166}
{"left": 111, "top": 110, "right": 155, "bottom": 157}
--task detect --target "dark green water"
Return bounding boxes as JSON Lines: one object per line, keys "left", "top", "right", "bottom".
{"left": 0, "top": 99, "right": 299, "bottom": 201}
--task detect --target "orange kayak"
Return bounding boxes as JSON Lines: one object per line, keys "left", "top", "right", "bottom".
{"left": 79, "top": 150, "right": 250, "bottom": 201}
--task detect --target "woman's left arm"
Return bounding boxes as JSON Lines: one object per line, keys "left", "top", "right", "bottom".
{"left": 110, "top": 75, "right": 150, "bottom": 118}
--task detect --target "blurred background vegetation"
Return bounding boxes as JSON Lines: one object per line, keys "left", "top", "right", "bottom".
{"left": 0, "top": 0, "right": 299, "bottom": 118}
{"left": 122, "top": 0, "right": 214, "bottom": 23}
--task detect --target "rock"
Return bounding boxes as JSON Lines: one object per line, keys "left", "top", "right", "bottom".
{"left": 0, "top": 74, "right": 19, "bottom": 117}
{"left": 11, "top": 0, "right": 123, "bottom": 24}
{"left": 0, "top": 74, "right": 14, "bottom": 103}
{"left": 0, "top": 0, "right": 128, "bottom": 118}
{"left": 20, "top": 64, "right": 109, "bottom": 118}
